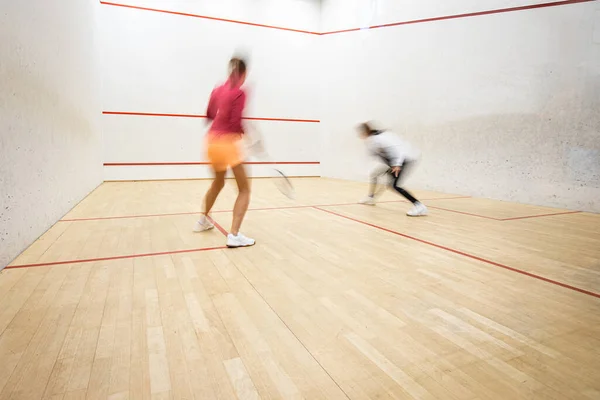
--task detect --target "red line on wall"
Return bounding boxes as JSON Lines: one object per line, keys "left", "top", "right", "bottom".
{"left": 247, "top": 161, "right": 319, "bottom": 165}
{"left": 321, "top": 0, "right": 595, "bottom": 35}
{"left": 321, "top": 27, "right": 361, "bottom": 35}
{"left": 243, "top": 116, "right": 320, "bottom": 123}
{"left": 103, "top": 161, "right": 320, "bottom": 166}
{"left": 99, "top": 1, "right": 320, "bottom": 35}
{"left": 103, "top": 111, "right": 207, "bottom": 118}
{"left": 102, "top": 111, "right": 320, "bottom": 123}
{"left": 6, "top": 246, "right": 227, "bottom": 269}
{"left": 313, "top": 207, "right": 600, "bottom": 299}
{"left": 100, "top": 0, "right": 593, "bottom": 36}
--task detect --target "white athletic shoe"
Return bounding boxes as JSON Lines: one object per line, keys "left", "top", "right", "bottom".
{"left": 359, "top": 196, "right": 376, "bottom": 206}
{"left": 193, "top": 216, "right": 214, "bottom": 232}
{"left": 407, "top": 202, "right": 428, "bottom": 217}
{"left": 227, "top": 233, "right": 256, "bottom": 248}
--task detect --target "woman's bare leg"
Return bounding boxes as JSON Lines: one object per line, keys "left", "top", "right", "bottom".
{"left": 204, "top": 170, "right": 226, "bottom": 215}
{"left": 230, "top": 163, "right": 250, "bottom": 235}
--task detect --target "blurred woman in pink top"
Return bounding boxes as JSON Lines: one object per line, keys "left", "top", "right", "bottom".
{"left": 193, "top": 58, "right": 255, "bottom": 248}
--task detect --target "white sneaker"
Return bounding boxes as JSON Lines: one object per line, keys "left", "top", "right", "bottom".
{"left": 407, "top": 203, "right": 428, "bottom": 217}
{"left": 193, "top": 217, "right": 214, "bottom": 232}
{"left": 359, "top": 196, "right": 376, "bottom": 206}
{"left": 227, "top": 233, "right": 256, "bottom": 248}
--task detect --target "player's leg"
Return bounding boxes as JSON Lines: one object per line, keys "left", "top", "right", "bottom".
{"left": 227, "top": 162, "right": 255, "bottom": 247}
{"left": 360, "top": 165, "right": 389, "bottom": 205}
{"left": 204, "top": 170, "right": 226, "bottom": 216}
{"left": 194, "top": 137, "right": 227, "bottom": 232}
{"left": 391, "top": 161, "right": 427, "bottom": 216}
{"left": 193, "top": 169, "right": 226, "bottom": 232}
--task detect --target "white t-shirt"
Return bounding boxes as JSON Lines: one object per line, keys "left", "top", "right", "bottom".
{"left": 365, "top": 130, "right": 419, "bottom": 166}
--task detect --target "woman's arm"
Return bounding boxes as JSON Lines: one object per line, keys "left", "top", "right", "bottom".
{"left": 206, "top": 88, "right": 218, "bottom": 121}
{"left": 230, "top": 91, "right": 247, "bottom": 133}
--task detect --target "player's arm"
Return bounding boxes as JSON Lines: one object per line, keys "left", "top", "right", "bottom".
{"left": 386, "top": 145, "right": 405, "bottom": 176}
{"left": 206, "top": 88, "right": 218, "bottom": 122}
{"left": 230, "top": 91, "right": 247, "bottom": 134}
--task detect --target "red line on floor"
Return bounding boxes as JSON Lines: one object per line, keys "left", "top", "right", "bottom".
{"left": 426, "top": 205, "right": 502, "bottom": 221}
{"left": 321, "top": 0, "right": 595, "bottom": 35}
{"left": 6, "top": 246, "right": 227, "bottom": 270}
{"left": 379, "top": 198, "right": 504, "bottom": 220}
{"left": 419, "top": 196, "right": 472, "bottom": 201}
{"left": 99, "top": 1, "right": 320, "bottom": 35}
{"left": 313, "top": 207, "right": 600, "bottom": 299}
{"left": 58, "top": 196, "right": 578, "bottom": 224}
{"left": 61, "top": 211, "right": 200, "bottom": 222}
{"left": 58, "top": 196, "right": 471, "bottom": 222}
{"left": 102, "top": 111, "right": 320, "bottom": 123}
{"left": 385, "top": 201, "right": 578, "bottom": 222}
{"left": 103, "top": 161, "right": 320, "bottom": 166}
{"left": 425, "top": 205, "right": 581, "bottom": 221}
{"left": 501, "top": 210, "right": 582, "bottom": 221}
{"left": 377, "top": 196, "right": 472, "bottom": 206}
{"left": 214, "top": 205, "right": 314, "bottom": 214}
{"left": 207, "top": 216, "right": 228, "bottom": 236}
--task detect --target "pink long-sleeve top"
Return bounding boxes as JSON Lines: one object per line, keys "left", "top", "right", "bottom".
{"left": 206, "top": 80, "right": 246, "bottom": 136}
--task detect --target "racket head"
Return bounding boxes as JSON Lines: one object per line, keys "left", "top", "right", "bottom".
{"left": 244, "top": 123, "right": 295, "bottom": 200}
{"left": 244, "top": 122, "right": 267, "bottom": 158}
{"left": 246, "top": 137, "right": 266, "bottom": 158}
{"left": 272, "top": 169, "right": 295, "bottom": 200}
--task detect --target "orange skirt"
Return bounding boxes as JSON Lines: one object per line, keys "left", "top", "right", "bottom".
{"left": 205, "top": 133, "right": 243, "bottom": 172}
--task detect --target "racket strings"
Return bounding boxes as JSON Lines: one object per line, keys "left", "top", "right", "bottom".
{"left": 245, "top": 124, "right": 296, "bottom": 200}
{"left": 273, "top": 169, "right": 295, "bottom": 199}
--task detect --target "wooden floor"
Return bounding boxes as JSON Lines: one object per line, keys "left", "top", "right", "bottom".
{"left": 1, "top": 178, "right": 600, "bottom": 400}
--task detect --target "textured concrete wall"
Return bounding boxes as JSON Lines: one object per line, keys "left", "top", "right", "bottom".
{"left": 0, "top": 0, "right": 102, "bottom": 268}
{"left": 320, "top": 1, "right": 600, "bottom": 212}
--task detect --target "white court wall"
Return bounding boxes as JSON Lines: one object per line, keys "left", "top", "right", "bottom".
{"left": 0, "top": 0, "right": 102, "bottom": 268}
{"left": 99, "top": 0, "right": 322, "bottom": 180}
{"left": 319, "top": 0, "right": 600, "bottom": 212}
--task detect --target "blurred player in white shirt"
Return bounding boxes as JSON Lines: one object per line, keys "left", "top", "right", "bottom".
{"left": 358, "top": 122, "right": 427, "bottom": 217}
